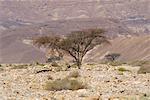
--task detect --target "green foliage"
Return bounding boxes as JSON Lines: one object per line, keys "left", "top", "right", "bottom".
{"left": 118, "top": 67, "right": 130, "bottom": 72}
{"left": 45, "top": 78, "right": 85, "bottom": 91}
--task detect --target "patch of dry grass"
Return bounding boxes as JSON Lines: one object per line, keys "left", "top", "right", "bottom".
{"left": 11, "top": 64, "right": 28, "bottom": 69}
{"left": 45, "top": 78, "right": 85, "bottom": 91}
{"left": 67, "top": 70, "right": 80, "bottom": 78}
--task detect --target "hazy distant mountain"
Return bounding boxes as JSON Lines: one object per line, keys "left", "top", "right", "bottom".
{"left": 0, "top": 0, "right": 149, "bottom": 21}
{"left": 84, "top": 36, "right": 150, "bottom": 63}
{"left": 0, "top": 0, "right": 149, "bottom": 34}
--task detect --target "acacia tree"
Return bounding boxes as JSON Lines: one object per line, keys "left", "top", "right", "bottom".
{"left": 33, "top": 28, "right": 109, "bottom": 69}
{"left": 105, "top": 53, "right": 121, "bottom": 62}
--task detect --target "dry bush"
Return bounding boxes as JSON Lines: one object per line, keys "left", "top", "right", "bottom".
{"left": 105, "top": 53, "right": 121, "bottom": 62}
{"left": 45, "top": 78, "right": 85, "bottom": 91}
{"left": 67, "top": 71, "right": 80, "bottom": 78}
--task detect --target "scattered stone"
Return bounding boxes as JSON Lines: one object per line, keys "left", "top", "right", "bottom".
{"left": 0, "top": 64, "right": 149, "bottom": 99}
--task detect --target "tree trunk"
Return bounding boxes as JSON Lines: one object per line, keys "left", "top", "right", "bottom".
{"left": 77, "top": 60, "right": 81, "bottom": 69}
{"left": 77, "top": 56, "right": 83, "bottom": 69}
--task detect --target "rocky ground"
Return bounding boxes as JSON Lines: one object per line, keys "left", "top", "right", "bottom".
{"left": 0, "top": 63, "right": 150, "bottom": 100}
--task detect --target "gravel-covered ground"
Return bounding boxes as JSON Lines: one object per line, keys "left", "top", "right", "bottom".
{"left": 0, "top": 63, "right": 150, "bottom": 100}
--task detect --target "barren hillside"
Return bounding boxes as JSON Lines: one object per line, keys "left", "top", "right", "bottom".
{"left": 84, "top": 35, "right": 150, "bottom": 63}
{"left": 0, "top": 0, "right": 150, "bottom": 63}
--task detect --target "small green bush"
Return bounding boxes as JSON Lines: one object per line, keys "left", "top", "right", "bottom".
{"left": 118, "top": 67, "right": 130, "bottom": 72}
{"left": 45, "top": 78, "right": 85, "bottom": 91}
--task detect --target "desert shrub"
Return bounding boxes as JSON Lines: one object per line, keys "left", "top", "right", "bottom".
{"left": 118, "top": 67, "right": 130, "bottom": 72}
{"left": 45, "top": 78, "right": 85, "bottom": 91}
{"left": 138, "top": 65, "right": 150, "bottom": 74}
{"left": 11, "top": 64, "right": 28, "bottom": 69}
{"left": 105, "top": 53, "right": 121, "bottom": 62}
{"left": 67, "top": 71, "right": 80, "bottom": 78}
